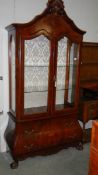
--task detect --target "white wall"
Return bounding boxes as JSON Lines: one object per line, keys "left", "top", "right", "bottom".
{"left": 0, "top": 0, "right": 98, "bottom": 152}
{"left": 65, "top": 0, "right": 98, "bottom": 42}
{"left": 0, "top": 29, "right": 9, "bottom": 152}
{"left": 0, "top": 0, "right": 98, "bottom": 41}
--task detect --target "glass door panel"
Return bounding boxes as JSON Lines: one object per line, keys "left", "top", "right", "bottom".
{"left": 24, "top": 35, "right": 50, "bottom": 114}
{"left": 55, "top": 37, "right": 79, "bottom": 110}
{"left": 10, "top": 35, "right": 16, "bottom": 112}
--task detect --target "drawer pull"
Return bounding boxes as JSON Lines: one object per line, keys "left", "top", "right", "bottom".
{"left": 24, "top": 129, "right": 34, "bottom": 136}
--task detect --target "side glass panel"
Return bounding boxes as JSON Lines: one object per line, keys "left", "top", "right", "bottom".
{"left": 55, "top": 37, "right": 79, "bottom": 110}
{"left": 10, "top": 35, "right": 16, "bottom": 112}
{"left": 24, "top": 35, "right": 50, "bottom": 114}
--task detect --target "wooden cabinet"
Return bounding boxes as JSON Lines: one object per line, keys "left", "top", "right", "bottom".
{"left": 80, "top": 42, "right": 98, "bottom": 84}
{"left": 79, "top": 100, "right": 98, "bottom": 124}
{"left": 5, "top": 0, "right": 85, "bottom": 168}
{"left": 79, "top": 98, "right": 98, "bottom": 141}
{"left": 88, "top": 120, "right": 98, "bottom": 175}
{"left": 79, "top": 86, "right": 98, "bottom": 142}
{"left": 79, "top": 42, "right": 98, "bottom": 142}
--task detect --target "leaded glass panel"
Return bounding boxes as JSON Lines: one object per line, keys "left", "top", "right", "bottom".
{"left": 24, "top": 35, "right": 50, "bottom": 114}
{"left": 55, "top": 37, "right": 79, "bottom": 110}
{"left": 10, "top": 35, "right": 16, "bottom": 112}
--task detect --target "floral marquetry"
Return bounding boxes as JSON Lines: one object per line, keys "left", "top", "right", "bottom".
{"left": 24, "top": 35, "right": 50, "bottom": 112}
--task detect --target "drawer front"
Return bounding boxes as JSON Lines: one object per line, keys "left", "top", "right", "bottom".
{"left": 20, "top": 123, "right": 42, "bottom": 153}
{"left": 23, "top": 130, "right": 39, "bottom": 152}
{"left": 88, "top": 102, "right": 98, "bottom": 119}
{"left": 16, "top": 119, "right": 82, "bottom": 154}
{"left": 89, "top": 109, "right": 97, "bottom": 120}
{"left": 82, "top": 100, "right": 98, "bottom": 122}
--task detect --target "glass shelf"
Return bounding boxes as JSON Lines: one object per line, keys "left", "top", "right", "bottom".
{"left": 24, "top": 88, "right": 48, "bottom": 93}
{"left": 24, "top": 102, "right": 75, "bottom": 115}
{"left": 23, "top": 34, "right": 79, "bottom": 113}
{"left": 24, "top": 64, "right": 77, "bottom": 67}
{"left": 24, "top": 106, "right": 47, "bottom": 115}
{"left": 24, "top": 85, "right": 75, "bottom": 93}
{"left": 56, "top": 85, "right": 75, "bottom": 91}
{"left": 55, "top": 103, "right": 74, "bottom": 110}
{"left": 24, "top": 65, "right": 49, "bottom": 67}
{"left": 24, "top": 35, "right": 50, "bottom": 113}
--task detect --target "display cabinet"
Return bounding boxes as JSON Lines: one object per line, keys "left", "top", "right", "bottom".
{"left": 5, "top": 0, "right": 86, "bottom": 168}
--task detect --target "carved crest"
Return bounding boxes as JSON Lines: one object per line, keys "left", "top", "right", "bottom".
{"left": 47, "top": 0, "right": 65, "bottom": 15}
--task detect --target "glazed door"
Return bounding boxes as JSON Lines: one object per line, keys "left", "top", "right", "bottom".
{"left": 9, "top": 34, "right": 16, "bottom": 114}
{"left": 24, "top": 35, "right": 51, "bottom": 115}
{"left": 54, "top": 37, "right": 79, "bottom": 111}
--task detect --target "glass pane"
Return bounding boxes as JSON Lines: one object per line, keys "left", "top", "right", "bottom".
{"left": 55, "top": 37, "right": 79, "bottom": 110}
{"left": 24, "top": 35, "right": 50, "bottom": 114}
{"left": 10, "top": 35, "right": 16, "bottom": 112}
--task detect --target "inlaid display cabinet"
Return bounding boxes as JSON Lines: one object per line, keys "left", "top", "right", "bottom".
{"left": 5, "top": 0, "right": 86, "bottom": 168}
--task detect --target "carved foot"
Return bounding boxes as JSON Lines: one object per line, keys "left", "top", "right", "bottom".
{"left": 10, "top": 161, "right": 18, "bottom": 169}
{"left": 76, "top": 142, "right": 83, "bottom": 150}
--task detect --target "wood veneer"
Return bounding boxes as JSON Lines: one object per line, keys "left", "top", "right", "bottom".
{"left": 5, "top": 0, "right": 85, "bottom": 168}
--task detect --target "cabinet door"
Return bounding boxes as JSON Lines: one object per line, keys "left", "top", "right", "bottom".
{"left": 9, "top": 34, "right": 16, "bottom": 113}
{"left": 55, "top": 37, "right": 79, "bottom": 111}
{"left": 24, "top": 35, "right": 51, "bottom": 115}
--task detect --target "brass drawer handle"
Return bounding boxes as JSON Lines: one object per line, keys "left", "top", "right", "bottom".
{"left": 24, "top": 129, "right": 34, "bottom": 136}
{"left": 24, "top": 144, "right": 34, "bottom": 150}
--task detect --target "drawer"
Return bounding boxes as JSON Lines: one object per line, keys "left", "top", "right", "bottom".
{"left": 23, "top": 130, "right": 40, "bottom": 152}
{"left": 16, "top": 118, "right": 82, "bottom": 154}
{"left": 21, "top": 123, "right": 42, "bottom": 151}
{"left": 81, "top": 100, "right": 98, "bottom": 122}
{"left": 21, "top": 124, "right": 63, "bottom": 153}
{"left": 89, "top": 108, "right": 98, "bottom": 120}
{"left": 85, "top": 101, "right": 98, "bottom": 110}
{"left": 89, "top": 103, "right": 98, "bottom": 110}
{"left": 88, "top": 101, "right": 98, "bottom": 119}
